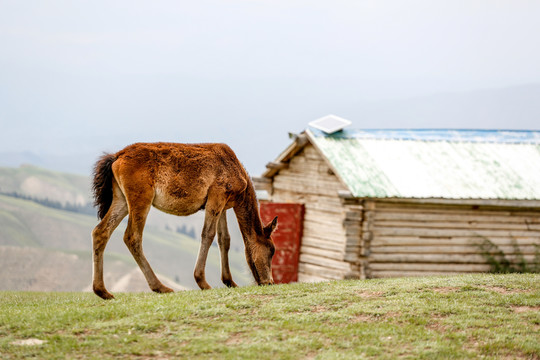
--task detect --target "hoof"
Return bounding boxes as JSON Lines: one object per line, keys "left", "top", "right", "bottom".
{"left": 153, "top": 285, "right": 174, "bottom": 294}
{"left": 94, "top": 287, "right": 115, "bottom": 300}
{"left": 223, "top": 279, "right": 238, "bottom": 288}
{"left": 197, "top": 282, "right": 212, "bottom": 290}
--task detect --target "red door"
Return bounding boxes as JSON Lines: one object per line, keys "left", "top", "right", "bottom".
{"left": 260, "top": 202, "right": 304, "bottom": 284}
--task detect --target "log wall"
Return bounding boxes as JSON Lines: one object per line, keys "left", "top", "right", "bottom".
{"left": 365, "top": 201, "right": 540, "bottom": 278}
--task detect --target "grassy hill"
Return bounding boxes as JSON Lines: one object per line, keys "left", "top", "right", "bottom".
{"left": 0, "top": 165, "right": 91, "bottom": 205}
{"left": 0, "top": 274, "right": 538, "bottom": 359}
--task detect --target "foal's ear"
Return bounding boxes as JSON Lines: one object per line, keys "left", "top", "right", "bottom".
{"left": 263, "top": 216, "right": 278, "bottom": 237}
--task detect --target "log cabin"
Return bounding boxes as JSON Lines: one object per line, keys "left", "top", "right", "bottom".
{"left": 254, "top": 124, "right": 540, "bottom": 282}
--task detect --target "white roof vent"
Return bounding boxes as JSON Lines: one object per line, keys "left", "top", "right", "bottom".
{"left": 308, "top": 114, "right": 352, "bottom": 134}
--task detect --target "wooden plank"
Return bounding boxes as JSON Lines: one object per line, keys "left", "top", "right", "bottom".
{"left": 304, "top": 201, "right": 344, "bottom": 215}
{"left": 302, "top": 232, "right": 346, "bottom": 246}
{"left": 373, "top": 220, "right": 540, "bottom": 231}
{"left": 370, "top": 253, "right": 486, "bottom": 263}
{"left": 371, "top": 271, "right": 464, "bottom": 278}
{"left": 282, "top": 160, "right": 335, "bottom": 175}
{"left": 279, "top": 168, "right": 334, "bottom": 181}
{"left": 374, "top": 198, "right": 540, "bottom": 209}
{"left": 371, "top": 236, "right": 540, "bottom": 247}
{"left": 303, "top": 219, "right": 345, "bottom": 236}
{"left": 299, "top": 262, "right": 347, "bottom": 280}
{"left": 270, "top": 191, "right": 343, "bottom": 214}
{"left": 370, "top": 253, "right": 537, "bottom": 263}
{"left": 274, "top": 169, "right": 333, "bottom": 183}
{"left": 300, "top": 245, "right": 345, "bottom": 261}
{"left": 299, "top": 253, "right": 351, "bottom": 271}
{"left": 369, "top": 262, "right": 491, "bottom": 272}
{"left": 374, "top": 202, "right": 540, "bottom": 217}
{"left": 374, "top": 211, "right": 540, "bottom": 225}
{"left": 305, "top": 221, "right": 345, "bottom": 235}
{"left": 273, "top": 180, "right": 342, "bottom": 197}
{"left": 370, "top": 245, "right": 539, "bottom": 255}
{"left": 373, "top": 227, "right": 540, "bottom": 238}
{"left": 297, "top": 273, "right": 328, "bottom": 283}
{"left": 301, "top": 235, "right": 346, "bottom": 252}
{"left": 273, "top": 165, "right": 325, "bottom": 179}
{"left": 303, "top": 209, "right": 343, "bottom": 224}
{"left": 278, "top": 160, "right": 340, "bottom": 179}
{"left": 302, "top": 226, "right": 346, "bottom": 241}
{"left": 304, "top": 195, "right": 343, "bottom": 206}
{"left": 274, "top": 174, "right": 345, "bottom": 191}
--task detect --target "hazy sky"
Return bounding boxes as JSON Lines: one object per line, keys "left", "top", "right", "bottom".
{"left": 1, "top": 1, "right": 539, "bottom": 174}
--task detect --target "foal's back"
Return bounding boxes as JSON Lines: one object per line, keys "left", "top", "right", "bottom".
{"left": 112, "top": 142, "right": 249, "bottom": 216}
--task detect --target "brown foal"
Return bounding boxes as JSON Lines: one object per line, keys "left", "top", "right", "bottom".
{"left": 91, "top": 142, "right": 277, "bottom": 299}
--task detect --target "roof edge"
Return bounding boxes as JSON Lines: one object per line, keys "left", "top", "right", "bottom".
{"left": 308, "top": 128, "right": 540, "bottom": 144}
{"left": 261, "top": 133, "right": 310, "bottom": 178}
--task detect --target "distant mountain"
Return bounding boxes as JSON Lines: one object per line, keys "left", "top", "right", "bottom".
{"left": 350, "top": 83, "right": 540, "bottom": 130}
{"left": 0, "top": 152, "right": 96, "bottom": 176}
{"left": 0, "top": 166, "right": 251, "bottom": 291}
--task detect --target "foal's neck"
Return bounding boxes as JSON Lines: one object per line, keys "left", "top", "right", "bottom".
{"left": 234, "top": 180, "right": 264, "bottom": 243}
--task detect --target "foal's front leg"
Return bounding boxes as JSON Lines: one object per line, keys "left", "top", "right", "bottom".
{"left": 194, "top": 209, "right": 220, "bottom": 290}
{"left": 217, "top": 212, "right": 238, "bottom": 288}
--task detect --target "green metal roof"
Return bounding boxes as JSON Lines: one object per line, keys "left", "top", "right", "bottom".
{"left": 307, "top": 129, "right": 540, "bottom": 200}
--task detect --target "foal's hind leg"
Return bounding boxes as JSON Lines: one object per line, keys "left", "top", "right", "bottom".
{"left": 217, "top": 212, "right": 238, "bottom": 288}
{"left": 92, "top": 185, "right": 128, "bottom": 300}
{"left": 123, "top": 192, "right": 174, "bottom": 294}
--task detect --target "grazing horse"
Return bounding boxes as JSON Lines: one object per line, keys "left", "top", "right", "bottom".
{"left": 91, "top": 142, "right": 277, "bottom": 299}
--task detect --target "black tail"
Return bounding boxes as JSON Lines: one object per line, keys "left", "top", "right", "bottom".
{"left": 92, "top": 153, "right": 116, "bottom": 219}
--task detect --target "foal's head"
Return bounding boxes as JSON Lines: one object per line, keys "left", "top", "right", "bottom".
{"left": 248, "top": 216, "right": 278, "bottom": 285}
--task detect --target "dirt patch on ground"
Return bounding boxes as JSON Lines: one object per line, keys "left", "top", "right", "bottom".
{"left": 355, "top": 291, "right": 384, "bottom": 298}
{"left": 310, "top": 305, "right": 328, "bottom": 313}
{"left": 352, "top": 311, "right": 402, "bottom": 323}
{"left": 426, "top": 321, "right": 451, "bottom": 333}
{"left": 512, "top": 305, "right": 540, "bottom": 313}
{"left": 426, "top": 314, "right": 451, "bottom": 332}
{"left": 482, "top": 286, "right": 531, "bottom": 294}
{"left": 382, "top": 311, "right": 402, "bottom": 319}
{"left": 431, "top": 287, "right": 460, "bottom": 294}
{"left": 351, "top": 314, "right": 377, "bottom": 323}
{"left": 250, "top": 294, "right": 277, "bottom": 300}
{"left": 225, "top": 332, "right": 246, "bottom": 345}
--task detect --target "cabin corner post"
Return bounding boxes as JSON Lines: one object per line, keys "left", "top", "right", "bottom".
{"left": 360, "top": 201, "right": 376, "bottom": 278}
{"left": 341, "top": 197, "right": 372, "bottom": 280}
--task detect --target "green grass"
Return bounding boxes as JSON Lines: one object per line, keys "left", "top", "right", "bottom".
{"left": 1, "top": 274, "right": 538, "bottom": 359}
